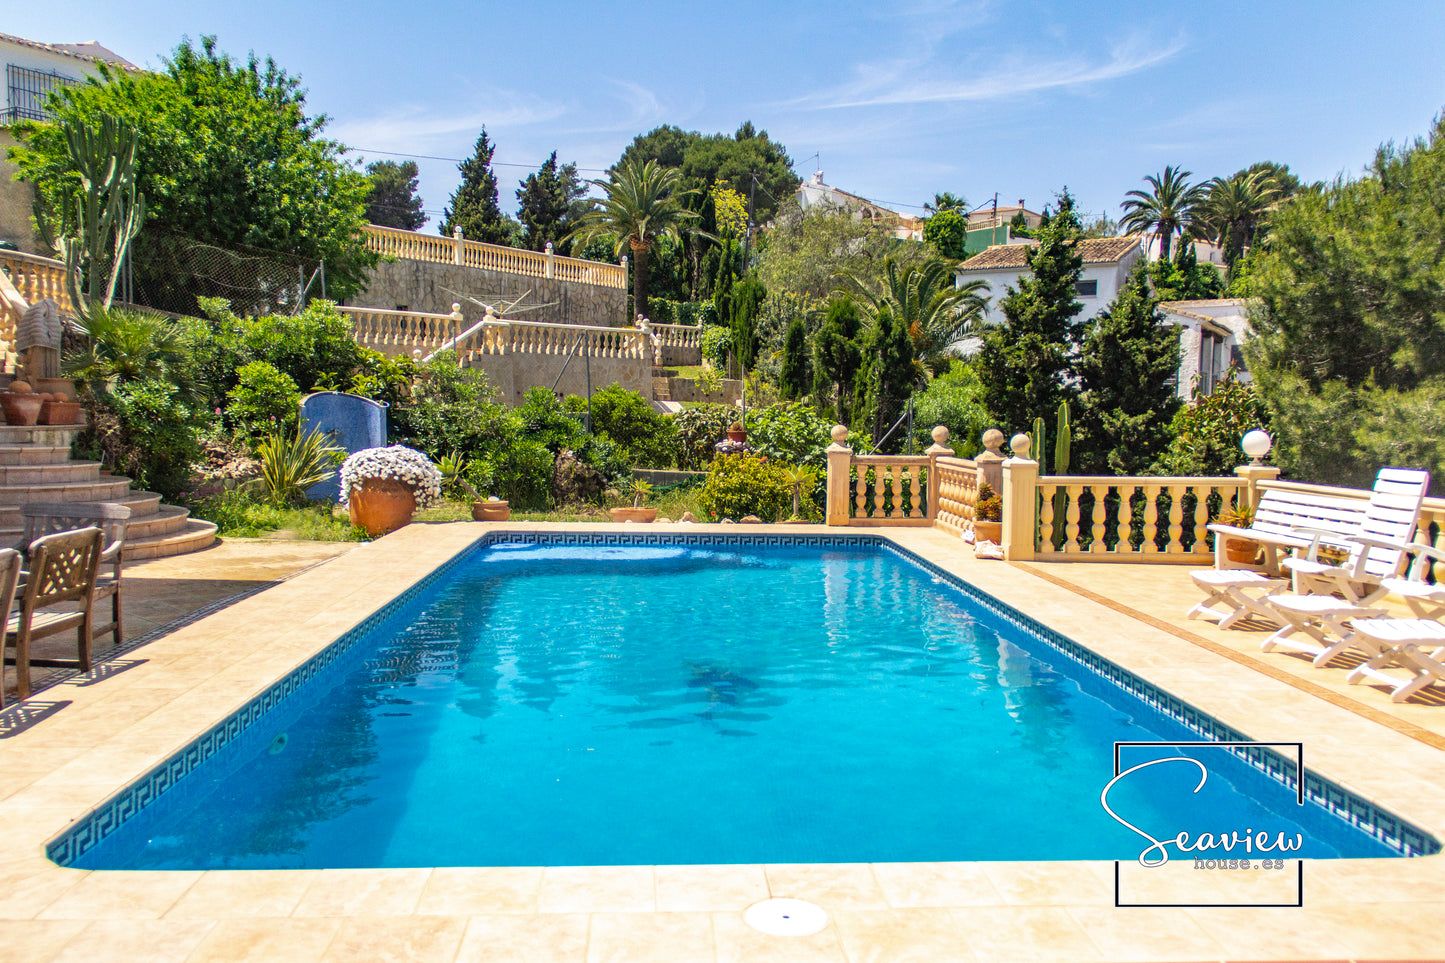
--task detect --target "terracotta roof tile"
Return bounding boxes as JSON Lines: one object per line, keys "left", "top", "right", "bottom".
{"left": 960, "top": 236, "right": 1141, "bottom": 271}
{"left": 0, "top": 33, "right": 137, "bottom": 69}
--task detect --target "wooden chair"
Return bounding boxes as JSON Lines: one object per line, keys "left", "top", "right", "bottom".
{"left": 5, "top": 527, "right": 103, "bottom": 700}
{"left": 0, "top": 549, "right": 22, "bottom": 708}
{"left": 22, "top": 502, "right": 130, "bottom": 648}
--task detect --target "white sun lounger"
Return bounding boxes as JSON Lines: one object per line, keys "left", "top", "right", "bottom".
{"left": 1341, "top": 618, "right": 1445, "bottom": 702}
{"left": 1187, "top": 570, "right": 1289, "bottom": 629}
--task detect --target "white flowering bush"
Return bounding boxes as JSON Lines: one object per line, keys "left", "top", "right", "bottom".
{"left": 339, "top": 445, "right": 443, "bottom": 508}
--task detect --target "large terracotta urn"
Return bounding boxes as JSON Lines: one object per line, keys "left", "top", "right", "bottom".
{"left": 1, "top": 381, "right": 43, "bottom": 427}
{"left": 347, "top": 478, "right": 417, "bottom": 537}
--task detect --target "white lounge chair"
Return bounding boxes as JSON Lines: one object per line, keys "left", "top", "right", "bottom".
{"left": 1262, "top": 538, "right": 1445, "bottom": 665}
{"left": 1186, "top": 570, "right": 1290, "bottom": 629}
{"left": 1341, "top": 618, "right": 1445, "bottom": 702}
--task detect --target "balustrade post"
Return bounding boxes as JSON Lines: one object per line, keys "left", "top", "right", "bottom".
{"left": 1001, "top": 433, "right": 1038, "bottom": 561}
{"left": 825, "top": 425, "right": 854, "bottom": 527}
{"left": 1235, "top": 430, "right": 1279, "bottom": 511}
{"left": 453, "top": 226, "right": 464, "bottom": 265}
{"left": 925, "top": 425, "right": 953, "bottom": 520}
{"left": 544, "top": 242, "right": 555, "bottom": 279}
{"left": 975, "top": 428, "right": 1006, "bottom": 496}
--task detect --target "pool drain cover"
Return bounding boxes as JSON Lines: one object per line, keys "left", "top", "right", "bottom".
{"left": 743, "top": 897, "right": 828, "bottom": 936}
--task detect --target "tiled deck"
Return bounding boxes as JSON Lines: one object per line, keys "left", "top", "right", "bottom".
{"left": 1, "top": 522, "right": 1442, "bottom": 962}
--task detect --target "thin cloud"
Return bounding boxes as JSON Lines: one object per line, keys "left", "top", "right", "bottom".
{"left": 798, "top": 35, "right": 1185, "bottom": 110}
{"left": 331, "top": 98, "right": 567, "bottom": 150}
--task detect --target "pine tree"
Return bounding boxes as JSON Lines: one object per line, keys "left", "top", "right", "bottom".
{"left": 1074, "top": 263, "right": 1182, "bottom": 473}
{"left": 977, "top": 190, "right": 1085, "bottom": 433}
{"left": 439, "top": 129, "right": 511, "bottom": 244}
{"left": 813, "top": 297, "right": 863, "bottom": 424}
{"left": 779, "top": 316, "right": 810, "bottom": 399}
{"left": 516, "top": 151, "right": 585, "bottom": 252}
{"left": 364, "top": 160, "right": 425, "bottom": 230}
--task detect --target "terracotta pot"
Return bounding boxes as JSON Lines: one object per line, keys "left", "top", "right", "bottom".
{"left": 973, "top": 520, "right": 1003, "bottom": 544}
{"left": 0, "top": 392, "right": 43, "bottom": 427}
{"left": 472, "top": 500, "right": 510, "bottom": 521}
{"left": 609, "top": 507, "right": 659, "bottom": 523}
{"left": 38, "top": 400, "right": 81, "bottom": 425}
{"left": 727, "top": 429, "right": 747, "bottom": 443}
{"left": 347, "top": 478, "right": 417, "bottom": 537}
{"left": 1225, "top": 537, "right": 1261, "bottom": 565}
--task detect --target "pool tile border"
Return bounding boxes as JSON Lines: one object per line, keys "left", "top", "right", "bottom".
{"left": 45, "top": 531, "right": 1441, "bottom": 868}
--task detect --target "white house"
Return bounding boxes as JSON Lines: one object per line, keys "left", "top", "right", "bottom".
{"left": 796, "top": 171, "right": 922, "bottom": 241}
{"left": 955, "top": 236, "right": 1145, "bottom": 331}
{"left": 1159, "top": 299, "right": 1252, "bottom": 399}
{"left": 1, "top": 32, "right": 136, "bottom": 123}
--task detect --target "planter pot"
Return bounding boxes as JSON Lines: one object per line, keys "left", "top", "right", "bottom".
{"left": 38, "top": 400, "right": 81, "bottom": 425}
{"left": 0, "top": 392, "right": 43, "bottom": 427}
{"left": 609, "top": 507, "right": 659, "bottom": 523}
{"left": 347, "top": 478, "right": 417, "bottom": 537}
{"left": 973, "top": 520, "right": 1003, "bottom": 543}
{"left": 33, "top": 377, "right": 77, "bottom": 402}
{"left": 727, "top": 429, "right": 747, "bottom": 443}
{"left": 472, "top": 500, "right": 510, "bottom": 521}
{"left": 1225, "top": 537, "right": 1261, "bottom": 565}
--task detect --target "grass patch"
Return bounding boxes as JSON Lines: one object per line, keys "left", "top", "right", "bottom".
{"left": 191, "top": 490, "right": 367, "bottom": 541}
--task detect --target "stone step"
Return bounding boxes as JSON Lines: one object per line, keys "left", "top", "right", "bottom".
{"left": 0, "top": 487, "right": 160, "bottom": 532}
{"left": 0, "top": 461, "right": 103, "bottom": 486}
{"left": 0, "top": 424, "right": 84, "bottom": 447}
{"left": 125, "top": 518, "right": 218, "bottom": 560}
{"left": 0, "top": 476, "right": 133, "bottom": 506}
{"left": 0, "top": 445, "right": 75, "bottom": 466}
{"left": 1, "top": 501, "right": 190, "bottom": 550}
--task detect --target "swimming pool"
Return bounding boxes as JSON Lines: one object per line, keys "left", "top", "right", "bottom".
{"left": 51, "top": 533, "right": 1437, "bottom": 869}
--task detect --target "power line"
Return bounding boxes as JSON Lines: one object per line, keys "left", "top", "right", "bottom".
{"left": 351, "top": 146, "right": 610, "bottom": 173}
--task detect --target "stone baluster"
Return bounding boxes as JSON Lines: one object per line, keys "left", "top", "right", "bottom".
{"left": 925, "top": 426, "right": 952, "bottom": 520}
{"left": 1001, "top": 434, "right": 1038, "bottom": 561}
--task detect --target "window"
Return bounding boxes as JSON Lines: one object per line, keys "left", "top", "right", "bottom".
{"left": 1074, "top": 279, "right": 1098, "bottom": 297}
{"left": 5, "top": 64, "right": 78, "bottom": 123}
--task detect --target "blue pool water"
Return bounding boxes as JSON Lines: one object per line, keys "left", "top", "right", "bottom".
{"left": 62, "top": 538, "right": 1420, "bottom": 869}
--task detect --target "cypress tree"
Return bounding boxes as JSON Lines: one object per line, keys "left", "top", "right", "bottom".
{"left": 779, "top": 316, "right": 810, "bottom": 399}
{"left": 1074, "top": 263, "right": 1182, "bottom": 473}
{"left": 730, "top": 276, "right": 766, "bottom": 371}
{"left": 439, "top": 129, "right": 510, "bottom": 244}
{"left": 857, "top": 305, "right": 917, "bottom": 451}
{"left": 813, "top": 297, "right": 863, "bottom": 424}
{"left": 976, "top": 189, "right": 1085, "bottom": 433}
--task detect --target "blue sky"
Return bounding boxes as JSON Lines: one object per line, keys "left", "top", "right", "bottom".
{"left": 11, "top": 1, "right": 1445, "bottom": 231}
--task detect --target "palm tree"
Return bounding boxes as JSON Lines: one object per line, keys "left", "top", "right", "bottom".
{"left": 924, "top": 191, "right": 967, "bottom": 215}
{"left": 1197, "top": 169, "right": 1282, "bottom": 271}
{"left": 837, "top": 257, "right": 990, "bottom": 385}
{"left": 566, "top": 159, "right": 703, "bottom": 319}
{"left": 1119, "top": 166, "right": 1206, "bottom": 262}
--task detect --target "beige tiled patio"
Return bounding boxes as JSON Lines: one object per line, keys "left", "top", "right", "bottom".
{"left": 0, "top": 522, "right": 1442, "bottom": 962}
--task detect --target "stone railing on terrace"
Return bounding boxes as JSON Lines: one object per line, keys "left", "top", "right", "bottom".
{"left": 363, "top": 224, "right": 626, "bottom": 290}
{"left": 651, "top": 322, "right": 703, "bottom": 366}
{"left": 341, "top": 303, "right": 465, "bottom": 357}
{"left": 931, "top": 455, "right": 981, "bottom": 534}
{"left": 0, "top": 249, "right": 71, "bottom": 314}
{"left": 1033, "top": 474, "right": 1247, "bottom": 562}
{"left": 824, "top": 425, "right": 957, "bottom": 526}
{"left": 454, "top": 318, "right": 653, "bottom": 364}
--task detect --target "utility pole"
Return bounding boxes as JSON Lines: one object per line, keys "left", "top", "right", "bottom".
{"left": 744, "top": 172, "right": 757, "bottom": 264}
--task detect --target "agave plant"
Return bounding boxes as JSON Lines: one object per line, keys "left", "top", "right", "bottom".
{"left": 438, "top": 451, "right": 482, "bottom": 501}
{"left": 252, "top": 425, "right": 345, "bottom": 508}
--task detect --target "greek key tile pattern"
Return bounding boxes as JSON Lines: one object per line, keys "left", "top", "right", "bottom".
{"left": 47, "top": 532, "right": 1439, "bottom": 866}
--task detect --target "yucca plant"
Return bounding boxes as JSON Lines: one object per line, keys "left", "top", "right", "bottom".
{"left": 438, "top": 451, "right": 482, "bottom": 501}
{"left": 252, "top": 425, "right": 345, "bottom": 508}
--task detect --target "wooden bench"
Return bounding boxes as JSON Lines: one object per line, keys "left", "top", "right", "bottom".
{"left": 1209, "top": 480, "right": 1368, "bottom": 574}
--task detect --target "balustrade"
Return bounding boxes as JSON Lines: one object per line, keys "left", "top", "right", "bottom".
{"left": 1034, "top": 476, "right": 1247, "bottom": 561}
{"left": 932, "top": 456, "right": 980, "bottom": 534}
{"left": 362, "top": 224, "right": 625, "bottom": 290}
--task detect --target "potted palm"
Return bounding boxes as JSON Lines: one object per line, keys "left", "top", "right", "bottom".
{"left": 339, "top": 445, "right": 443, "bottom": 537}
{"left": 609, "top": 478, "right": 659, "bottom": 523}
{"left": 1217, "top": 503, "right": 1261, "bottom": 565}
{"left": 973, "top": 482, "right": 1003, "bottom": 543}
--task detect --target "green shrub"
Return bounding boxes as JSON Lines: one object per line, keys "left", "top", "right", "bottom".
{"left": 701, "top": 325, "right": 735, "bottom": 370}
{"left": 226, "top": 361, "right": 301, "bottom": 440}
{"left": 673, "top": 403, "right": 735, "bottom": 470}
{"left": 697, "top": 452, "right": 792, "bottom": 522}
{"left": 1154, "top": 375, "right": 1268, "bottom": 476}
{"left": 747, "top": 402, "right": 833, "bottom": 469}
{"left": 484, "top": 440, "right": 555, "bottom": 510}
{"left": 911, "top": 363, "right": 990, "bottom": 457}
{"left": 78, "top": 377, "right": 206, "bottom": 499}
{"left": 581, "top": 384, "right": 680, "bottom": 468}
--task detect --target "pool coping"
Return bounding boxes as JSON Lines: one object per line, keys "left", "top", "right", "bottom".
{"left": 3, "top": 521, "right": 1445, "bottom": 962}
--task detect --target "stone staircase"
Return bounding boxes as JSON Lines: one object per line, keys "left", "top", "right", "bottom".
{"left": 0, "top": 424, "right": 216, "bottom": 560}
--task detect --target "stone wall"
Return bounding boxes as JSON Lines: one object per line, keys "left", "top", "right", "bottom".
{"left": 659, "top": 376, "right": 743, "bottom": 405}
{"left": 353, "top": 259, "right": 626, "bottom": 328}
{"left": 471, "top": 350, "right": 653, "bottom": 407}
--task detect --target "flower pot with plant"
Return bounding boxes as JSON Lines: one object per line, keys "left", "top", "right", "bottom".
{"left": 1217, "top": 502, "right": 1261, "bottom": 565}
{"left": 340, "top": 445, "right": 443, "bottom": 537}
{"left": 726, "top": 421, "right": 746, "bottom": 443}
{"left": 439, "top": 452, "right": 509, "bottom": 521}
{"left": 973, "top": 482, "right": 1003, "bottom": 543}
{"left": 609, "top": 478, "right": 658, "bottom": 523}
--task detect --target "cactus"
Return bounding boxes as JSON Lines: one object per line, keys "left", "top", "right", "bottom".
{"left": 56, "top": 115, "right": 147, "bottom": 315}
{"left": 1030, "top": 415, "right": 1046, "bottom": 474}
{"left": 1051, "top": 401, "right": 1072, "bottom": 549}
